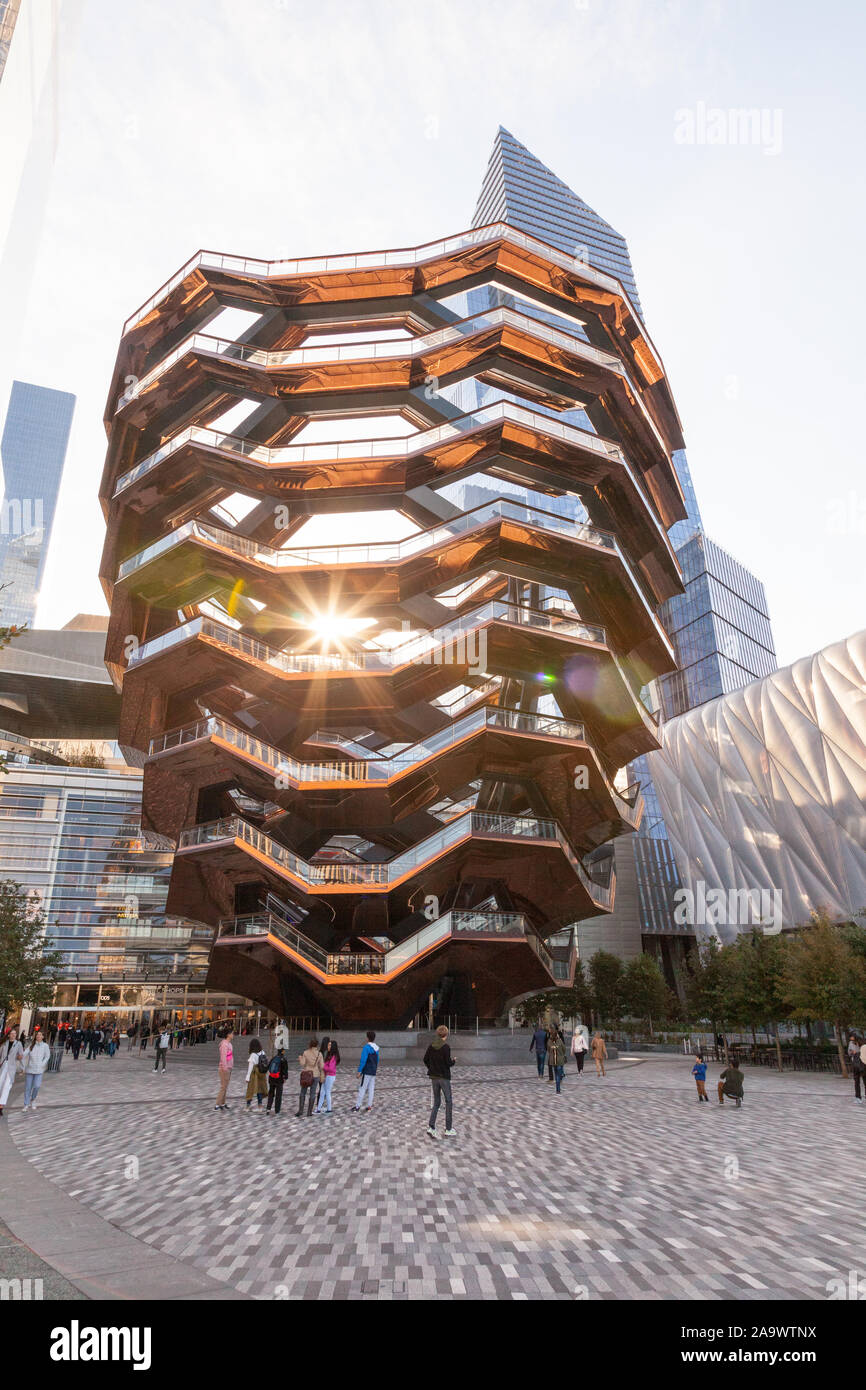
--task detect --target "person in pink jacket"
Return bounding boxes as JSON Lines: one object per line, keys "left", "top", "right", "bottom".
{"left": 215, "top": 1026, "right": 234, "bottom": 1110}
{"left": 315, "top": 1038, "right": 341, "bottom": 1115}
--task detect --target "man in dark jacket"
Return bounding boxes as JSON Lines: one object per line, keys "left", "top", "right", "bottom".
{"left": 529, "top": 1023, "right": 548, "bottom": 1079}
{"left": 717, "top": 1061, "right": 745, "bottom": 1107}
{"left": 424, "top": 1025, "right": 456, "bottom": 1139}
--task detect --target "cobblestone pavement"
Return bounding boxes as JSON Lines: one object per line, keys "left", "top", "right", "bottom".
{"left": 3, "top": 1047, "right": 864, "bottom": 1300}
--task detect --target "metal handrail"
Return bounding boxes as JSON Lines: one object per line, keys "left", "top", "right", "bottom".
{"left": 180, "top": 808, "right": 613, "bottom": 907}
{"left": 127, "top": 600, "right": 607, "bottom": 674}
{"left": 149, "top": 705, "right": 588, "bottom": 779}
{"left": 117, "top": 494, "right": 617, "bottom": 583}
{"left": 113, "top": 398, "right": 627, "bottom": 500}
{"left": 122, "top": 221, "right": 639, "bottom": 340}
{"left": 115, "top": 304, "right": 627, "bottom": 414}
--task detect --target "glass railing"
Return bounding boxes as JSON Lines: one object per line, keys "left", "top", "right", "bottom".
{"left": 117, "top": 495, "right": 617, "bottom": 583}
{"left": 115, "top": 304, "right": 626, "bottom": 414}
{"left": 149, "top": 705, "right": 589, "bottom": 784}
{"left": 123, "top": 221, "right": 641, "bottom": 340}
{"left": 113, "top": 399, "right": 627, "bottom": 500}
{"left": 127, "top": 601, "right": 607, "bottom": 674}
{"left": 179, "top": 808, "right": 611, "bottom": 906}
{"left": 216, "top": 905, "right": 549, "bottom": 980}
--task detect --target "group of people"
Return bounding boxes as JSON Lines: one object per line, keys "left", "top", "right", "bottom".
{"left": 691, "top": 1054, "right": 745, "bottom": 1106}
{"left": 212, "top": 1025, "right": 386, "bottom": 1121}
{"left": 210, "top": 1023, "right": 458, "bottom": 1137}
{"left": 529, "top": 1022, "right": 608, "bottom": 1091}
{"left": 0, "top": 1026, "right": 52, "bottom": 1115}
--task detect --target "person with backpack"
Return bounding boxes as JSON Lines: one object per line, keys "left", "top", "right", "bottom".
{"left": 352, "top": 1031, "right": 380, "bottom": 1112}
{"left": 153, "top": 1025, "right": 170, "bottom": 1073}
{"left": 547, "top": 1027, "right": 567, "bottom": 1093}
{"left": 266, "top": 1047, "right": 289, "bottom": 1114}
{"left": 244, "top": 1037, "right": 269, "bottom": 1111}
{"left": 315, "top": 1037, "right": 341, "bottom": 1115}
{"left": 424, "top": 1025, "right": 456, "bottom": 1138}
{"left": 295, "top": 1037, "right": 324, "bottom": 1116}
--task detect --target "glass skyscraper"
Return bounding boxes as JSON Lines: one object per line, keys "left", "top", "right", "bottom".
{"left": 470, "top": 128, "right": 777, "bottom": 965}
{"left": 0, "top": 0, "right": 21, "bottom": 84}
{"left": 0, "top": 380, "right": 75, "bottom": 627}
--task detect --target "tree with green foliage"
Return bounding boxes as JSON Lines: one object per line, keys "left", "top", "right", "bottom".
{"left": 588, "top": 950, "right": 624, "bottom": 1027}
{"left": 684, "top": 938, "right": 738, "bottom": 1057}
{"left": 781, "top": 911, "right": 866, "bottom": 1077}
{"left": 620, "top": 953, "right": 669, "bottom": 1035}
{"left": 725, "top": 928, "right": 791, "bottom": 1069}
{"left": 0, "top": 878, "right": 63, "bottom": 1026}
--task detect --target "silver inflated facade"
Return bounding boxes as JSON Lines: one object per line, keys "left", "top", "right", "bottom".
{"left": 649, "top": 630, "right": 866, "bottom": 941}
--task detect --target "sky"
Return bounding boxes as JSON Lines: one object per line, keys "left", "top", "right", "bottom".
{"left": 0, "top": 0, "right": 863, "bottom": 669}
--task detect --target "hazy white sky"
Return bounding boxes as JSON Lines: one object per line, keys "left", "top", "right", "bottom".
{"left": 0, "top": 0, "right": 863, "bottom": 668}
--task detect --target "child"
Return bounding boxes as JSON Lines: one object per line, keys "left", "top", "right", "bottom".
{"left": 691, "top": 1054, "right": 709, "bottom": 1102}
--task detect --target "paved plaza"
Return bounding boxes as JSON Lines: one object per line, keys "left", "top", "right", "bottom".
{"left": 1, "top": 1043, "right": 863, "bottom": 1300}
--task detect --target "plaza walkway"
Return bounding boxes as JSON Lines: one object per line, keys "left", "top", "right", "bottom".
{"left": 0, "top": 1043, "right": 862, "bottom": 1300}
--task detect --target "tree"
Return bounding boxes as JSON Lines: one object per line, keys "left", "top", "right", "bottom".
{"left": 724, "top": 929, "right": 792, "bottom": 1068}
{"left": 781, "top": 912, "right": 866, "bottom": 1077}
{"left": 620, "top": 954, "right": 669, "bottom": 1035}
{"left": 684, "top": 938, "right": 738, "bottom": 1057}
{"left": 0, "top": 878, "right": 63, "bottom": 1025}
{"left": 589, "top": 950, "right": 623, "bottom": 1027}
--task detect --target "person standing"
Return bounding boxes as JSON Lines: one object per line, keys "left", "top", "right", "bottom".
{"left": 139, "top": 1027, "right": 150, "bottom": 1055}
{"left": 244, "top": 1038, "right": 268, "bottom": 1111}
{"left": 295, "top": 1038, "right": 324, "bottom": 1117}
{"left": 266, "top": 1048, "right": 288, "bottom": 1115}
{"left": 591, "top": 1031, "right": 607, "bottom": 1077}
{"left": 424, "top": 1025, "right": 456, "bottom": 1137}
{"left": 852, "top": 1036, "right": 866, "bottom": 1105}
{"left": 0, "top": 1028, "right": 25, "bottom": 1115}
{"left": 22, "top": 1028, "right": 51, "bottom": 1112}
{"left": 529, "top": 1022, "right": 548, "bottom": 1079}
{"left": 126, "top": 1025, "right": 136, "bottom": 1052}
{"left": 548, "top": 1028, "right": 567, "bottom": 1094}
{"left": 691, "top": 1054, "right": 709, "bottom": 1102}
{"left": 315, "top": 1038, "right": 341, "bottom": 1115}
{"left": 153, "top": 1025, "right": 170, "bottom": 1074}
{"left": 353, "top": 1031, "right": 380, "bottom": 1112}
{"left": 215, "top": 1027, "right": 234, "bottom": 1110}
{"left": 70, "top": 1026, "right": 83, "bottom": 1060}
{"left": 571, "top": 1026, "right": 588, "bottom": 1074}
{"left": 546, "top": 1024, "right": 565, "bottom": 1084}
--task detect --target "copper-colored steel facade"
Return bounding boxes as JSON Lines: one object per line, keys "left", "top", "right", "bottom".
{"left": 100, "top": 221, "right": 687, "bottom": 1024}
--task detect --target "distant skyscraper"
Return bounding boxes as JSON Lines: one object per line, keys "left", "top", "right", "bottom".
{"left": 0, "top": 0, "right": 21, "bottom": 84}
{"left": 470, "top": 128, "right": 777, "bottom": 969}
{"left": 0, "top": 380, "right": 75, "bottom": 628}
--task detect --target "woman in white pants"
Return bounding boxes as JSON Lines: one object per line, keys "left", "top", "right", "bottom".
{"left": 0, "top": 1027, "right": 25, "bottom": 1115}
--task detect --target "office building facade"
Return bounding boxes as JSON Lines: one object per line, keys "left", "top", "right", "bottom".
{"left": 471, "top": 130, "right": 778, "bottom": 970}
{"left": 0, "top": 380, "right": 75, "bottom": 628}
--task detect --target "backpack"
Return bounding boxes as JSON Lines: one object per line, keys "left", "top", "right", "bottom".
{"left": 257, "top": 1051, "right": 269, "bottom": 1074}
{"left": 268, "top": 1054, "right": 285, "bottom": 1080}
